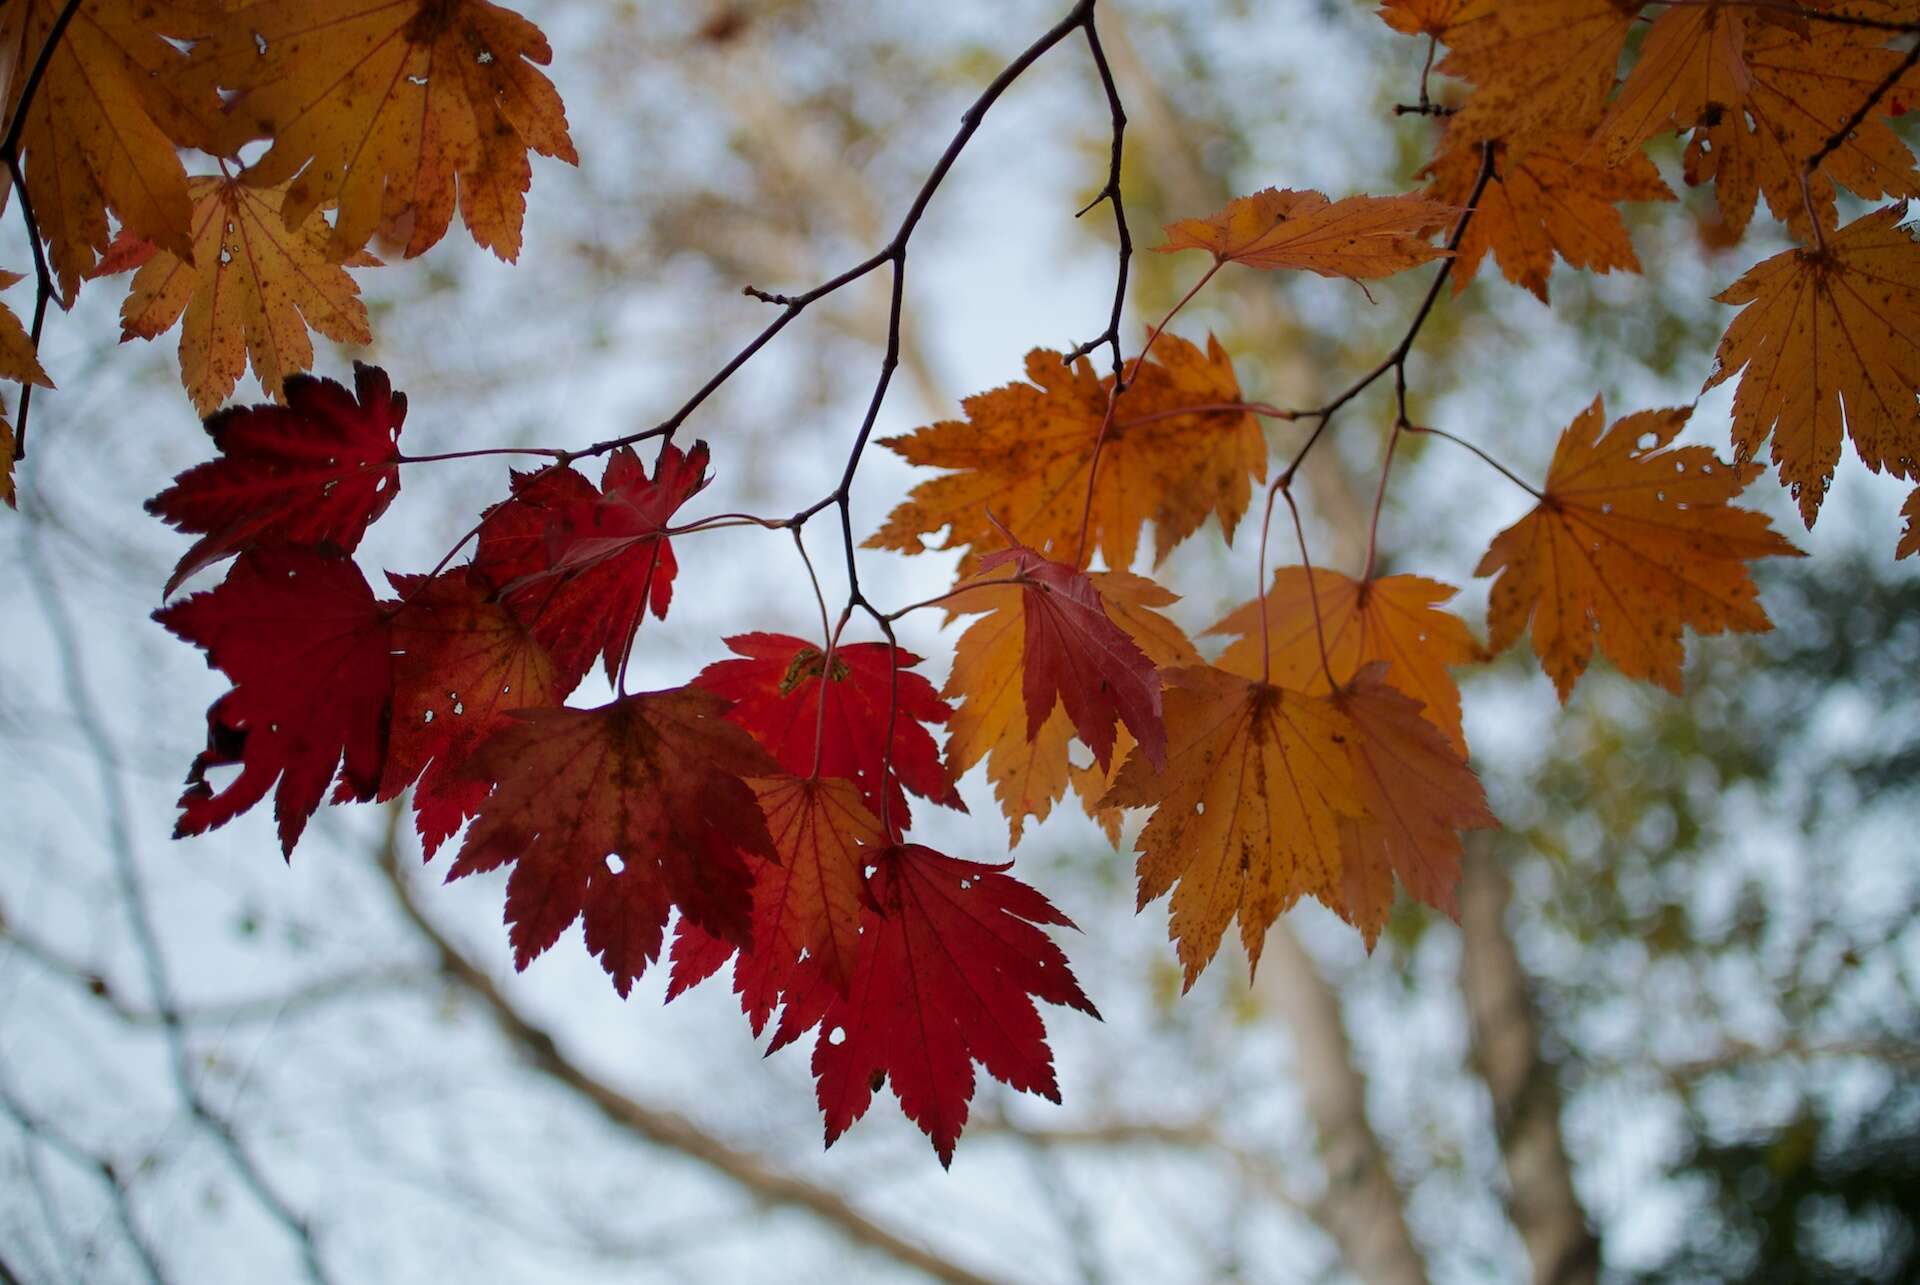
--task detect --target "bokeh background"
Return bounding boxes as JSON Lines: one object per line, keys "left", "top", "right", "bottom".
{"left": 3, "top": 2, "right": 1917, "bottom": 1282}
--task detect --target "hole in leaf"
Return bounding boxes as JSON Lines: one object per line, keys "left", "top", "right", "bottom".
{"left": 605, "top": 854, "right": 624, "bottom": 874}
{"left": 827, "top": 1026, "right": 846, "bottom": 1046}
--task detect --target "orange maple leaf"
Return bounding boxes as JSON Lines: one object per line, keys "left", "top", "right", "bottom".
{"left": 100, "top": 178, "right": 377, "bottom": 414}
{"left": 1591, "top": 2, "right": 1751, "bottom": 168}
{"left": 1440, "top": 0, "right": 1639, "bottom": 143}
{"left": 741, "top": 776, "right": 885, "bottom": 998}
{"left": 1476, "top": 398, "right": 1802, "bottom": 702}
{"left": 188, "top": 0, "right": 578, "bottom": 261}
{"left": 1157, "top": 188, "right": 1455, "bottom": 280}
{"left": 1680, "top": 19, "right": 1920, "bottom": 242}
{"left": 1101, "top": 665, "right": 1361, "bottom": 988}
{"left": 1899, "top": 488, "right": 1920, "bottom": 560}
{"left": 1331, "top": 665, "right": 1496, "bottom": 951}
{"left": 1424, "top": 133, "right": 1674, "bottom": 302}
{"left": 945, "top": 570, "right": 1195, "bottom": 844}
{"left": 1704, "top": 203, "right": 1920, "bottom": 527}
{"left": 1208, "top": 567, "right": 1484, "bottom": 754}
{"left": 0, "top": 271, "right": 51, "bottom": 391}
{"left": 0, "top": 0, "right": 221, "bottom": 301}
{"left": 868, "top": 334, "right": 1265, "bottom": 577}
{"left": 1376, "top": 0, "right": 1475, "bottom": 39}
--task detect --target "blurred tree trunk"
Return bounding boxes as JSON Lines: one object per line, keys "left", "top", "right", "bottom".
{"left": 1459, "top": 842, "right": 1600, "bottom": 1285}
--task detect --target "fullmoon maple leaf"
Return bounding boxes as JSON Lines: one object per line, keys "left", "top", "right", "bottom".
{"left": 1703, "top": 204, "right": 1920, "bottom": 528}
{"left": 944, "top": 569, "right": 1196, "bottom": 843}
{"left": 762, "top": 843, "right": 1098, "bottom": 1167}
{"left": 666, "top": 776, "right": 887, "bottom": 1028}
{"left": 1330, "top": 665, "right": 1496, "bottom": 950}
{"left": 1441, "top": 0, "right": 1639, "bottom": 143}
{"left": 99, "top": 178, "right": 378, "bottom": 415}
{"left": 145, "top": 364, "right": 406, "bottom": 595}
{"left": 1423, "top": 133, "right": 1674, "bottom": 302}
{"left": 1476, "top": 399, "right": 1803, "bottom": 702}
{"left": 0, "top": 0, "right": 221, "bottom": 301}
{"left": 475, "top": 443, "right": 709, "bottom": 686}
{"left": 155, "top": 549, "right": 393, "bottom": 856}
{"left": 372, "top": 567, "right": 562, "bottom": 857}
{"left": 1209, "top": 567, "right": 1484, "bottom": 753}
{"left": 449, "top": 687, "right": 777, "bottom": 997}
{"left": 1101, "top": 665, "right": 1361, "bottom": 988}
{"left": 188, "top": 0, "right": 579, "bottom": 260}
{"left": 967, "top": 538, "right": 1166, "bottom": 776}
{"left": 868, "top": 334, "right": 1265, "bottom": 577}
{"left": 1157, "top": 188, "right": 1455, "bottom": 280}
{"left": 692, "top": 633, "right": 961, "bottom": 829}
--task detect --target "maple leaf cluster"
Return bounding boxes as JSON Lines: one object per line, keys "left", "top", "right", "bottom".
{"left": 6, "top": 0, "right": 1917, "bottom": 1166}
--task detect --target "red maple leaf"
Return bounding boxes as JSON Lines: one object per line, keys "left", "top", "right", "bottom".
{"left": 692, "top": 632, "right": 962, "bottom": 828}
{"left": 973, "top": 537, "right": 1167, "bottom": 773}
{"left": 474, "top": 441, "right": 709, "bottom": 685}
{"left": 369, "top": 567, "right": 564, "bottom": 857}
{"left": 667, "top": 775, "right": 886, "bottom": 1029}
{"left": 146, "top": 363, "right": 406, "bottom": 595}
{"left": 764, "top": 843, "right": 1098, "bottom": 1166}
{"left": 449, "top": 687, "right": 776, "bottom": 996}
{"left": 155, "top": 548, "right": 393, "bottom": 855}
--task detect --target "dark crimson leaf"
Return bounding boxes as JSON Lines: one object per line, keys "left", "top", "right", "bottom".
{"left": 155, "top": 548, "right": 393, "bottom": 855}
{"left": 146, "top": 363, "right": 406, "bottom": 595}
{"left": 449, "top": 687, "right": 776, "bottom": 997}
{"left": 475, "top": 441, "right": 709, "bottom": 685}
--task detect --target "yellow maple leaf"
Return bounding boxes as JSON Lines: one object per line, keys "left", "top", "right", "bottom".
{"left": 1208, "top": 567, "right": 1484, "bottom": 754}
{"left": 944, "top": 570, "right": 1195, "bottom": 844}
{"left": 0, "top": 0, "right": 221, "bottom": 301}
{"left": 1441, "top": 0, "right": 1639, "bottom": 143}
{"left": 868, "top": 334, "right": 1265, "bottom": 578}
{"left": 1704, "top": 203, "right": 1920, "bottom": 527}
{"left": 188, "top": 0, "right": 578, "bottom": 261}
{"left": 1330, "top": 665, "right": 1496, "bottom": 951}
{"left": 105, "top": 177, "right": 376, "bottom": 414}
{"left": 1423, "top": 133, "right": 1673, "bottom": 302}
{"left": 1101, "top": 664, "right": 1360, "bottom": 989}
{"left": 1476, "top": 398, "right": 1802, "bottom": 702}
{"left": 1157, "top": 188, "right": 1455, "bottom": 280}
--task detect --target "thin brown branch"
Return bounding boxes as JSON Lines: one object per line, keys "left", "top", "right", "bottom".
{"left": 372, "top": 816, "right": 1015, "bottom": 1285}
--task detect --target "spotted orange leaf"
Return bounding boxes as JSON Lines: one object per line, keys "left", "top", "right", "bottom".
{"left": 1157, "top": 188, "right": 1455, "bottom": 280}
{"left": 188, "top": 0, "right": 578, "bottom": 260}
{"left": 102, "top": 177, "right": 378, "bottom": 415}
{"left": 1704, "top": 204, "right": 1920, "bottom": 528}
{"left": 1591, "top": 2, "right": 1751, "bottom": 167}
{"left": 1475, "top": 398, "right": 1802, "bottom": 702}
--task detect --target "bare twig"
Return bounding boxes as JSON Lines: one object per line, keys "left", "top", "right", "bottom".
{"left": 23, "top": 529, "right": 331, "bottom": 1285}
